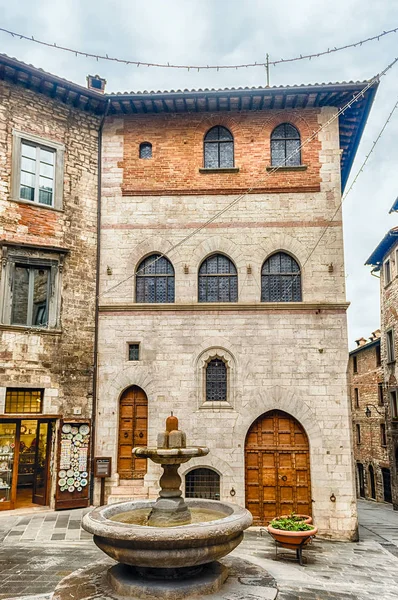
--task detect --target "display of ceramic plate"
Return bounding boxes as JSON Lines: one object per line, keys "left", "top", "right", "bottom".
{"left": 58, "top": 470, "right": 66, "bottom": 478}
{"left": 80, "top": 479, "right": 87, "bottom": 487}
{"left": 58, "top": 478, "right": 66, "bottom": 486}
{"left": 79, "top": 425, "right": 89, "bottom": 435}
{"left": 81, "top": 471, "right": 88, "bottom": 478}
{"left": 71, "top": 427, "right": 78, "bottom": 435}
{"left": 67, "top": 477, "right": 74, "bottom": 486}
{"left": 61, "top": 486, "right": 67, "bottom": 492}
{"left": 74, "top": 433, "right": 82, "bottom": 441}
{"left": 74, "top": 441, "right": 81, "bottom": 447}
{"left": 73, "top": 471, "right": 80, "bottom": 477}
{"left": 74, "top": 480, "right": 80, "bottom": 487}
{"left": 67, "top": 433, "right": 73, "bottom": 440}
{"left": 77, "top": 486, "right": 82, "bottom": 492}
{"left": 68, "top": 486, "right": 75, "bottom": 492}
{"left": 66, "top": 469, "right": 74, "bottom": 477}
{"left": 2, "top": 446, "right": 9, "bottom": 454}
{"left": 62, "top": 424, "right": 71, "bottom": 433}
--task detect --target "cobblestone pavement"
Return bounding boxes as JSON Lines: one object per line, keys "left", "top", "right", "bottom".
{"left": 0, "top": 499, "right": 397, "bottom": 599}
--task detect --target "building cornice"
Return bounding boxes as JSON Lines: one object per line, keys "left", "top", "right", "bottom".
{"left": 99, "top": 301, "right": 350, "bottom": 313}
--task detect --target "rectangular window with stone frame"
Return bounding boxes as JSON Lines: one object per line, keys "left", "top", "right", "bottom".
{"left": 11, "top": 130, "right": 64, "bottom": 210}
{"left": 386, "top": 329, "right": 395, "bottom": 363}
{"left": 0, "top": 244, "right": 65, "bottom": 330}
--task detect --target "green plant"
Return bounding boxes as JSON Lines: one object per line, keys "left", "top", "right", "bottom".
{"left": 284, "top": 512, "right": 307, "bottom": 522}
{"left": 269, "top": 517, "right": 314, "bottom": 532}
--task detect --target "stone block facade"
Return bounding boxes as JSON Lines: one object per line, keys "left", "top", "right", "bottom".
{"left": 349, "top": 334, "right": 390, "bottom": 503}
{"left": 97, "top": 104, "right": 358, "bottom": 540}
{"left": 0, "top": 74, "right": 101, "bottom": 508}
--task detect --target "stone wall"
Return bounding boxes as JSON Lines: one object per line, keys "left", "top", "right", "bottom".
{"left": 349, "top": 338, "right": 389, "bottom": 502}
{"left": 379, "top": 239, "right": 398, "bottom": 508}
{"left": 0, "top": 78, "right": 100, "bottom": 419}
{"left": 97, "top": 106, "right": 357, "bottom": 540}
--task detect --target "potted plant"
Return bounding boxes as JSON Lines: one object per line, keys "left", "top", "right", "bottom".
{"left": 267, "top": 516, "right": 317, "bottom": 553}
{"left": 275, "top": 512, "right": 312, "bottom": 524}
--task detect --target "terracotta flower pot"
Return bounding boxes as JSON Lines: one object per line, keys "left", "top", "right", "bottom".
{"left": 276, "top": 514, "right": 312, "bottom": 524}
{"left": 267, "top": 524, "right": 318, "bottom": 551}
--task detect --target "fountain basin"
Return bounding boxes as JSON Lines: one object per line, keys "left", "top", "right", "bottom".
{"left": 82, "top": 498, "right": 253, "bottom": 570}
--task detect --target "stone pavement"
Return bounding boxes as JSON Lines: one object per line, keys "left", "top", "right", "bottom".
{"left": 0, "top": 499, "right": 397, "bottom": 599}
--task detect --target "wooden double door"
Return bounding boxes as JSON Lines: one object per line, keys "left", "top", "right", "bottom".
{"left": 245, "top": 410, "right": 312, "bottom": 525}
{"left": 117, "top": 386, "right": 148, "bottom": 480}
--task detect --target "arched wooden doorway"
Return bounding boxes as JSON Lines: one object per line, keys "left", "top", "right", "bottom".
{"left": 245, "top": 410, "right": 312, "bottom": 525}
{"left": 117, "top": 386, "right": 148, "bottom": 480}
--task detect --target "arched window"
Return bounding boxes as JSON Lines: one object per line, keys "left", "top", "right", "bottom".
{"left": 271, "top": 123, "right": 301, "bottom": 167}
{"left": 204, "top": 126, "right": 234, "bottom": 169}
{"left": 206, "top": 358, "right": 227, "bottom": 401}
{"left": 261, "top": 252, "right": 302, "bottom": 302}
{"left": 136, "top": 254, "right": 174, "bottom": 303}
{"left": 198, "top": 254, "right": 237, "bottom": 302}
{"left": 139, "top": 142, "right": 152, "bottom": 159}
{"left": 185, "top": 468, "right": 220, "bottom": 500}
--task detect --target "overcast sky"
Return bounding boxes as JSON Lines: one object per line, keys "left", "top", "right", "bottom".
{"left": 1, "top": 0, "right": 397, "bottom": 348}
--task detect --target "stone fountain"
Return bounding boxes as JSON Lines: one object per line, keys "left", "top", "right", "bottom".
{"left": 53, "top": 414, "right": 253, "bottom": 600}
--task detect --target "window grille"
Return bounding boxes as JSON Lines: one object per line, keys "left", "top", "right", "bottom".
{"left": 204, "top": 126, "right": 234, "bottom": 169}
{"left": 139, "top": 142, "right": 152, "bottom": 159}
{"left": 271, "top": 123, "right": 301, "bottom": 167}
{"left": 136, "top": 254, "right": 174, "bottom": 303}
{"left": 11, "top": 265, "right": 50, "bottom": 327}
{"left": 198, "top": 254, "right": 237, "bottom": 302}
{"left": 261, "top": 252, "right": 301, "bottom": 302}
{"left": 5, "top": 388, "right": 43, "bottom": 413}
{"left": 128, "top": 344, "right": 140, "bottom": 361}
{"left": 206, "top": 358, "right": 227, "bottom": 401}
{"left": 185, "top": 468, "right": 220, "bottom": 500}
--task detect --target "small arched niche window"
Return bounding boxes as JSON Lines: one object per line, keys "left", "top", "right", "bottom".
{"left": 261, "top": 252, "right": 302, "bottom": 302}
{"left": 271, "top": 123, "right": 301, "bottom": 167}
{"left": 206, "top": 358, "right": 227, "bottom": 401}
{"left": 198, "top": 254, "right": 237, "bottom": 302}
{"left": 136, "top": 254, "right": 174, "bottom": 303}
{"left": 185, "top": 468, "right": 220, "bottom": 500}
{"left": 139, "top": 142, "right": 152, "bottom": 159}
{"left": 204, "top": 126, "right": 234, "bottom": 169}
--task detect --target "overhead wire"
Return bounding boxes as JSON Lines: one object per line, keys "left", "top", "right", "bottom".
{"left": 100, "top": 56, "right": 398, "bottom": 299}
{"left": 0, "top": 25, "right": 397, "bottom": 70}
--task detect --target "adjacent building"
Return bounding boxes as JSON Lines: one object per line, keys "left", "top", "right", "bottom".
{"left": 96, "top": 81, "right": 378, "bottom": 539}
{"left": 0, "top": 56, "right": 105, "bottom": 510}
{"left": 366, "top": 219, "right": 398, "bottom": 509}
{"left": 349, "top": 331, "right": 391, "bottom": 503}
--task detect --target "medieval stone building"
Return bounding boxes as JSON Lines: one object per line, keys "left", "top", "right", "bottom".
{"left": 96, "top": 81, "right": 378, "bottom": 539}
{"left": 0, "top": 56, "right": 105, "bottom": 510}
{"left": 349, "top": 331, "right": 391, "bottom": 503}
{"left": 366, "top": 215, "right": 398, "bottom": 509}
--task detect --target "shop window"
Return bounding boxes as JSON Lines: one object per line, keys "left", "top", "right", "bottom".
{"left": 386, "top": 329, "right": 395, "bottom": 363}
{"left": 381, "top": 423, "right": 387, "bottom": 447}
{"left": 198, "top": 254, "right": 237, "bottom": 302}
{"left": 135, "top": 254, "right": 175, "bottom": 303}
{"left": 128, "top": 343, "right": 140, "bottom": 361}
{"left": 0, "top": 245, "right": 63, "bottom": 330}
{"left": 356, "top": 423, "right": 361, "bottom": 445}
{"left": 139, "top": 142, "right": 152, "bottom": 159}
{"left": 354, "top": 388, "right": 359, "bottom": 408}
{"left": 204, "top": 126, "right": 234, "bottom": 169}
{"left": 5, "top": 389, "right": 43, "bottom": 413}
{"left": 185, "top": 468, "right": 220, "bottom": 500}
{"left": 261, "top": 252, "right": 301, "bottom": 302}
{"left": 11, "top": 130, "right": 64, "bottom": 210}
{"left": 206, "top": 358, "right": 227, "bottom": 401}
{"left": 271, "top": 123, "right": 301, "bottom": 167}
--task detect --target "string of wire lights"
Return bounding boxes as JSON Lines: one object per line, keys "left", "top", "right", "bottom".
{"left": 101, "top": 56, "right": 398, "bottom": 299}
{"left": 0, "top": 25, "right": 397, "bottom": 71}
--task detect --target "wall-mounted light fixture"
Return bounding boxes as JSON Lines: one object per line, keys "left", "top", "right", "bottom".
{"left": 365, "top": 404, "right": 384, "bottom": 418}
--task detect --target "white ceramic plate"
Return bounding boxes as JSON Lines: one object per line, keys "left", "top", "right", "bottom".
{"left": 79, "top": 425, "right": 89, "bottom": 435}
{"left": 62, "top": 424, "right": 71, "bottom": 434}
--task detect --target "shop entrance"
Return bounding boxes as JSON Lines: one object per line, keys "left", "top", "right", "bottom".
{"left": 0, "top": 419, "right": 53, "bottom": 510}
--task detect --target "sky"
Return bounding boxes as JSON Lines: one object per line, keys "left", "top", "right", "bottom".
{"left": 1, "top": 0, "right": 397, "bottom": 348}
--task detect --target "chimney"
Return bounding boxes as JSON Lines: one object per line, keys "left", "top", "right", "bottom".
{"left": 87, "top": 74, "right": 107, "bottom": 94}
{"left": 372, "top": 329, "right": 381, "bottom": 339}
{"left": 355, "top": 337, "right": 367, "bottom": 347}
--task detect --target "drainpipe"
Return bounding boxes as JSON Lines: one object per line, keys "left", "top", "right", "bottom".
{"left": 370, "top": 267, "right": 380, "bottom": 279}
{"left": 90, "top": 98, "right": 111, "bottom": 505}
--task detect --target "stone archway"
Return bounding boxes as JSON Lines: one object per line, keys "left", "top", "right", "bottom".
{"left": 245, "top": 409, "right": 312, "bottom": 525}
{"left": 117, "top": 386, "right": 148, "bottom": 480}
